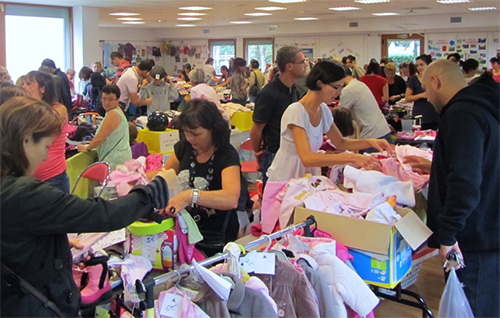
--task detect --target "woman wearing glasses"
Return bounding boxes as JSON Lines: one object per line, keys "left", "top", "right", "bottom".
{"left": 77, "top": 84, "right": 132, "bottom": 169}
{"left": 266, "top": 60, "right": 393, "bottom": 182}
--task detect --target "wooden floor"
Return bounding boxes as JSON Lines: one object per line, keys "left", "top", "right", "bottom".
{"left": 374, "top": 255, "right": 445, "bottom": 317}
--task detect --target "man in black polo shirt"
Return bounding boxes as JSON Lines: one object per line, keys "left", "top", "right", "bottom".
{"left": 250, "top": 46, "right": 307, "bottom": 183}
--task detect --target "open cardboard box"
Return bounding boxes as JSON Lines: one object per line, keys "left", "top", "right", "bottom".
{"left": 294, "top": 206, "right": 432, "bottom": 288}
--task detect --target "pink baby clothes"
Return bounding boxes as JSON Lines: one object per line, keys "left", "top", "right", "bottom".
{"left": 146, "top": 153, "right": 163, "bottom": 172}
{"left": 278, "top": 176, "right": 337, "bottom": 230}
{"left": 303, "top": 189, "right": 385, "bottom": 217}
{"left": 110, "top": 159, "right": 149, "bottom": 196}
{"left": 260, "top": 181, "right": 287, "bottom": 234}
{"left": 343, "top": 165, "right": 415, "bottom": 207}
{"left": 157, "top": 287, "right": 208, "bottom": 318}
{"left": 176, "top": 221, "right": 205, "bottom": 265}
{"left": 394, "top": 145, "right": 433, "bottom": 173}
{"left": 380, "top": 157, "right": 430, "bottom": 191}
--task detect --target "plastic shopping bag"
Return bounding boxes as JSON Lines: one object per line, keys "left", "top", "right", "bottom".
{"left": 438, "top": 268, "right": 474, "bottom": 318}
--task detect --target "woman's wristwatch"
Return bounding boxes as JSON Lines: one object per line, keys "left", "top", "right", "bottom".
{"left": 191, "top": 189, "right": 200, "bottom": 207}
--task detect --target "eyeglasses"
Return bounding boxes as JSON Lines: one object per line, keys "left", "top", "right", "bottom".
{"left": 327, "top": 83, "right": 344, "bottom": 90}
{"left": 292, "top": 59, "right": 307, "bottom": 65}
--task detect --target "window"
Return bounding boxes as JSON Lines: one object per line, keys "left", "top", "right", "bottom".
{"left": 382, "top": 34, "right": 424, "bottom": 68}
{"left": 244, "top": 38, "right": 274, "bottom": 72}
{"left": 4, "top": 4, "right": 71, "bottom": 83}
{"left": 209, "top": 39, "right": 235, "bottom": 74}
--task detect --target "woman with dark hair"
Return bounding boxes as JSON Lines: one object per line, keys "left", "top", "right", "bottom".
{"left": 229, "top": 57, "right": 249, "bottom": 106}
{"left": 78, "top": 66, "right": 93, "bottom": 95}
{"left": 22, "top": 70, "right": 70, "bottom": 192}
{"left": 405, "top": 54, "right": 440, "bottom": 130}
{"left": 266, "top": 61, "right": 392, "bottom": 182}
{"left": 77, "top": 84, "right": 132, "bottom": 169}
{"left": 359, "top": 60, "right": 389, "bottom": 109}
{"left": 160, "top": 99, "right": 244, "bottom": 255}
{"left": 248, "top": 59, "right": 266, "bottom": 102}
{"left": 213, "top": 65, "right": 231, "bottom": 87}
{"left": 489, "top": 55, "right": 500, "bottom": 83}
{"left": 180, "top": 63, "right": 192, "bottom": 82}
{"left": 0, "top": 96, "right": 172, "bottom": 316}
{"left": 460, "top": 58, "right": 479, "bottom": 84}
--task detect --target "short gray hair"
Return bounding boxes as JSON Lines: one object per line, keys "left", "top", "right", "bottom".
{"left": 276, "top": 46, "right": 302, "bottom": 73}
{"left": 190, "top": 68, "right": 206, "bottom": 85}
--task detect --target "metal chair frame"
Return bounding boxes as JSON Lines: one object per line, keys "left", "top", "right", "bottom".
{"left": 70, "top": 161, "right": 111, "bottom": 198}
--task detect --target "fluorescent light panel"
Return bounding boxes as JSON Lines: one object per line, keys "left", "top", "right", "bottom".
{"left": 468, "top": 6, "right": 496, "bottom": 11}
{"left": 177, "top": 17, "right": 202, "bottom": 21}
{"left": 269, "top": 0, "right": 306, "bottom": 3}
{"left": 176, "top": 24, "right": 196, "bottom": 27}
{"left": 255, "top": 6, "right": 287, "bottom": 11}
{"left": 122, "top": 21, "right": 145, "bottom": 24}
{"left": 109, "top": 12, "right": 140, "bottom": 16}
{"left": 230, "top": 21, "right": 253, "bottom": 24}
{"left": 372, "top": 12, "right": 399, "bottom": 16}
{"left": 355, "top": 0, "right": 390, "bottom": 3}
{"left": 245, "top": 12, "right": 273, "bottom": 16}
{"left": 329, "top": 7, "right": 360, "bottom": 11}
{"left": 294, "top": 17, "right": 318, "bottom": 20}
{"left": 116, "top": 17, "right": 143, "bottom": 21}
{"left": 178, "top": 6, "right": 212, "bottom": 10}
{"left": 177, "top": 12, "right": 207, "bottom": 16}
{"left": 437, "top": 0, "right": 469, "bottom": 3}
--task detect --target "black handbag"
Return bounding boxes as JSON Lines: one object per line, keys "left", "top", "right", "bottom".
{"left": 249, "top": 71, "right": 260, "bottom": 97}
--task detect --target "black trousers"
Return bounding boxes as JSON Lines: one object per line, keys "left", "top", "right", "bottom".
{"left": 454, "top": 249, "right": 499, "bottom": 318}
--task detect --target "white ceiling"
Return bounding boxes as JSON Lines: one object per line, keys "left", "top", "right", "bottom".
{"left": 5, "top": 0, "right": 499, "bottom": 29}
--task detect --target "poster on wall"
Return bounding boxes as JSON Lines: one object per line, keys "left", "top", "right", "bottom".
{"left": 302, "top": 48, "right": 314, "bottom": 58}
{"left": 429, "top": 38, "right": 489, "bottom": 70}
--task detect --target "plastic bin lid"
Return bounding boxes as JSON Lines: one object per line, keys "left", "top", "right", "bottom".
{"left": 128, "top": 218, "right": 174, "bottom": 236}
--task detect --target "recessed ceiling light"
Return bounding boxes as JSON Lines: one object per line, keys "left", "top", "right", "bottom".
{"left": 468, "top": 6, "right": 497, "bottom": 11}
{"left": 116, "top": 17, "right": 143, "bottom": 21}
{"left": 245, "top": 12, "right": 273, "bottom": 16}
{"left": 177, "top": 12, "right": 207, "bottom": 16}
{"left": 176, "top": 24, "right": 196, "bottom": 27}
{"left": 269, "top": 0, "right": 306, "bottom": 3}
{"left": 157, "top": 20, "right": 162, "bottom": 23}
{"left": 122, "top": 21, "right": 145, "bottom": 24}
{"left": 177, "top": 17, "right": 202, "bottom": 21}
{"left": 178, "top": 6, "right": 212, "bottom": 10}
{"left": 372, "top": 12, "right": 399, "bottom": 16}
{"left": 294, "top": 17, "right": 319, "bottom": 20}
{"left": 255, "top": 6, "right": 287, "bottom": 11}
{"left": 354, "top": 0, "right": 390, "bottom": 4}
{"left": 230, "top": 21, "right": 253, "bottom": 24}
{"left": 329, "top": 7, "right": 361, "bottom": 11}
{"left": 109, "top": 12, "right": 140, "bottom": 16}
{"left": 437, "top": 0, "right": 469, "bottom": 3}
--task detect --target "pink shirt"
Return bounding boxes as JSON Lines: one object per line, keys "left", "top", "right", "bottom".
{"left": 189, "top": 83, "right": 223, "bottom": 112}
{"left": 33, "top": 104, "right": 68, "bottom": 181}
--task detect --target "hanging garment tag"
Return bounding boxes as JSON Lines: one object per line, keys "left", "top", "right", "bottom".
{"left": 255, "top": 252, "right": 276, "bottom": 275}
{"left": 239, "top": 250, "right": 257, "bottom": 273}
{"left": 159, "top": 293, "right": 183, "bottom": 318}
{"left": 193, "top": 259, "right": 232, "bottom": 301}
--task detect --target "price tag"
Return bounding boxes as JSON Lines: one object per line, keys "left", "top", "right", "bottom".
{"left": 255, "top": 252, "right": 275, "bottom": 275}
{"left": 239, "top": 250, "right": 257, "bottom": 273}
{"left": 159, "top": 293, "right": 183, "bottom": 318}
{"left": 142, "top": 235, "right": 158, "bottom": 263}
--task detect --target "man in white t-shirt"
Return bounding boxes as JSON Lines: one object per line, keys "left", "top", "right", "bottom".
{"left": 339, "top": 66, "right": 390, "bottom": 145}
{"left": 202, "top": 58, "right": 216, "bottom": 84}
{"left": 116, "top": 59, "right": 154, "bottom": 113}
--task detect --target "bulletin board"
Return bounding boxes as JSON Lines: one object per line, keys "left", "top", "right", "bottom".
{"left": 428, "top": 37, "right": 489, "bottom": 69}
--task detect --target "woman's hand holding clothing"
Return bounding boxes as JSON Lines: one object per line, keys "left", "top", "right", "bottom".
{"left": 403, "top": 155, "right": 432, "bottom": 174}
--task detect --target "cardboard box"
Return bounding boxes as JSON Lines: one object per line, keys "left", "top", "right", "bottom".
{"left": 294, "top": 206, "right": 432, "bottom": 288}
{"left": 137, "top": 128, "right": 180, "bottom": 155}
{"left": 127, "top": 219, "right": 178, "bottom": 272}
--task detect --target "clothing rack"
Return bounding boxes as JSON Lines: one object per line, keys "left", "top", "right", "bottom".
{"left": 131, "top": 215, "right": 317, "bottom": 314}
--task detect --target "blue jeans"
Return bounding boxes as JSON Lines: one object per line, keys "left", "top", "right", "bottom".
{"left": 359, "top": 132, "right": 394, "bottom": 154}
{"left": 259, "top": 151, "right": 276, "bottom": 186}
{"left": 45, "top": 171, "right": 70, "bottom": 193}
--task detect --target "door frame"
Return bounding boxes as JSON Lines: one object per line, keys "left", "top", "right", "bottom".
{"left": 381, "top": 34, "right": 425, "bottom": 59}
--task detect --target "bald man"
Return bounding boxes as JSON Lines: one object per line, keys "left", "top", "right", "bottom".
{"left": 421, "top": 60, "right": 499, "bottom": 317}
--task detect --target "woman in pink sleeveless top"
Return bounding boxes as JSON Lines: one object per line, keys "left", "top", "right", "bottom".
{"left": 23, "top": 71, "right": 70, "bottom": 193}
